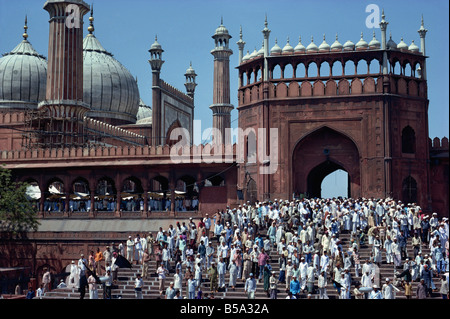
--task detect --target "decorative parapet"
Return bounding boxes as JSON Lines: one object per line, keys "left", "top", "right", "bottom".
{"left": 83, "top": 116, "right": 147, "bottom": 146}
{"left": 0, "top": 143, "right": 237, "bottom": 164}
{"left": 160, "top": 80, "right": 194, "bottom": 106}
{"left": 430, "top": 137, "right": 449, "bottom": 150}
{"left": 0, "top": 111, "right": 26, "bottom": 124}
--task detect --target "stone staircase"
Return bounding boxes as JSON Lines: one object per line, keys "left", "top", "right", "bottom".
{"left": 40, "top": 230, "right": 444, "bottom": 300}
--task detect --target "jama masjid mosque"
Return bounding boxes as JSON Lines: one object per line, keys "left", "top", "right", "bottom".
{"left": 0, "top": 0, "right": 448, "bottom": 283}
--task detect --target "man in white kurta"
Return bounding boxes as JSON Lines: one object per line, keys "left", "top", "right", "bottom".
{"left": 383, "top": 236, "right": 393, "bottom": 264}
{"left": 299, "top": 258, "right": 308, "bottom": 291}
{"left": 381, "top": 278, "right": 395, "bottom": 299}
{"left": 126, "top": 236, "right": 134, "bottom": 263}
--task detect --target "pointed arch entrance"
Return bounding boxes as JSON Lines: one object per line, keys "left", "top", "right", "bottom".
{"left": 292, "top": 126, "right": 360, "bottom": 199}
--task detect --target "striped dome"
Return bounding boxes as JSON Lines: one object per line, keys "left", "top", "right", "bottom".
{"left": 83, "top": 33, "right": 140, "bottom": 124}
{"left": 0, "top": 37, "right": 47, "bottom": 109}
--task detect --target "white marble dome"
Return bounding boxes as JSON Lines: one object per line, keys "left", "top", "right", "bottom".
{"left": 0, "top": 35, "right": 47, "bottom": 109}
{"left": 83, "top": 33, "right": 140, "bottom": 124}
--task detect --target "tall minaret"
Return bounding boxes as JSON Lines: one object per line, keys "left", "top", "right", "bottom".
{"left": 149, "top": 35, "right": 164, "bottom": 146}
{"left": 38, "top": 0, "right": 90, "bottom": 147}
{"left": 210, "top": 18, "right": 234, "bottom": 145}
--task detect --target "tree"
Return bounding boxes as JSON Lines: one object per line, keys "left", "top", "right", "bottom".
{"left": 0, "top": 165, "right": 40, "bottom": 233}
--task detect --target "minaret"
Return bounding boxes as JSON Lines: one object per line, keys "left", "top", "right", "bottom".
{"left": 38, "top": 0, "right": 90, "bottom": 147}
{"left": 236, "top": 26, "right": 246, "bottom": 65}
{"left": 184, "top": 62, "right": 197, "bottom": 100}
{"left": 379, "top": 9, "right": 389, "bottom": 75}
{"left": 149, "top": 35, "right": 164, "bottom": 146}
{"left": 418, "top": 15, "right": 428, "bottom": 80}
{"left": 262, "top": 14, "right": 271, "bottom": 81}
{"left": 210, "top": 18, "right": 234, "bottom": 145}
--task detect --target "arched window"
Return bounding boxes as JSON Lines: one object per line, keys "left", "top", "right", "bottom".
{"left": 331, "top": 60, "right": 343, "bottom": 77}
{"left": 402, "top": 176, "right": 417, "bottom": 204}
{"left": 284, "top": 64, "right": 294, "bottom": 79}
{"left": 402, "top": 126, "right": 416, "bottom": 154}
{"left": 272, "top": 64, "right": 282, "bottom": 79}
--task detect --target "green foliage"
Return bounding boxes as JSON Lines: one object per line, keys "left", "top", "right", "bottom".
{"left": 0, "top": 165, "right": 40, "bottom": 233}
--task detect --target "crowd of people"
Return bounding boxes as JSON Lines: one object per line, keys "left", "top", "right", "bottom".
{"left": 39, "top": 196, "right": 449, "bottom": 300}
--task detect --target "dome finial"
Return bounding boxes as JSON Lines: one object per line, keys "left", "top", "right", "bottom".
{"left": 88, "top": 3, "right": 94, "bottom": 35}
{"left": 23, "top": 15, "right": 28, "bottom": 40}
{"left": 221, "top": 15, "right": 223, "bottom": 26}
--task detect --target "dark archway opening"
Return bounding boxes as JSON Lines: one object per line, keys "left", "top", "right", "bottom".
{"left": 307, "top": 160, "right": 350, "bottom": 198}
{"left": 402, "top": 175, "right": 417, "bottom": 204}
{"left": 246, "top": 178, "right": 257, "bottom": 204}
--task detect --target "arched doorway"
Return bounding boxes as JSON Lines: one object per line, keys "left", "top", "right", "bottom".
{"left": 246, "top": 178, "right": 257, "bottom": 204}
{"left": 292, "top": 126, "right": 360, "bottom": 199}
{"left": 402, "top": 175, "right": 417, "bottom": 204}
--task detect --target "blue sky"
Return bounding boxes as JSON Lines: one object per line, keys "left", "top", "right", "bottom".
{"left": 0, "top": 0, "right": 448, "bottom": 142}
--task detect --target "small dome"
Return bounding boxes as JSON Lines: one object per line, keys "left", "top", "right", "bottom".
{"left": 249, "top": 48, "right": 258, "bottom": 59}
{"left": 282, "top": 37, "right": 294, "bottom": 54}
{"left": 294, "top": 36, "right": 306, "bottom": 53}
{"left": 397, "top": 38, "right": 408, "bottom": 51}
{"left": 408, "top": 40, "right": 420, "bottom": 53}
{"left": 257, "top": 41, "right": 264, "bottom": 56}
{"left": 306, "top": 36, "right": 319, "bottom": 52}
{"left": 150, "top": 36, "right": 162, "bottom": 51}
{"left": 185, "top": 62, "right": 196, "bottom": 75}
{"left": 270, "top": 39, "right": 282, "bottom": 55}
{"left": 355, "top": 32, "right": 368, "bottom": 50}
{"left": 318, "top": 35, "right": 330, "bottom": 52}
{"left": 242, "top": 50, "right": 251, "bottom": 62}
{"left": 0, "top": 34, "right": 47, "bottom": 109}
{"left": 368, "top": 31, "right": 381, "bottom": 49}
{"left": 215, "top": 21, "right": 230, "bottom": 36}
{"left": 136, "top": 99, "right": 152, "bottom": 125}
{"left": 387, "top": 33, "right": 397, "bottom": 50}
{"left": 343, "top": 40, "right": 355, "bottom": 51}
{"left": 330, "top": 34, "right": 343, "bottom": 51}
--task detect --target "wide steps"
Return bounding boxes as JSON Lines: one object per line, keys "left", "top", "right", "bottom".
{"left": 39, "top": 230, "right": 444, "bottom": 299}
